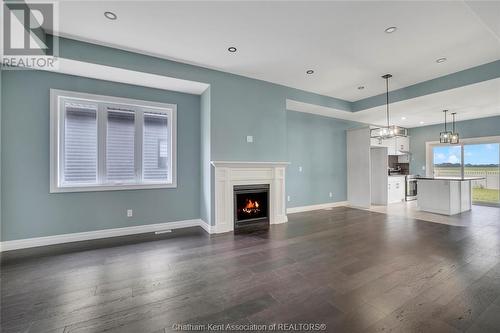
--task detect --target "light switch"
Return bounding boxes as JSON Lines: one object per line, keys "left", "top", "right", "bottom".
{"left": 246, "top": 136, "right": 253, "bottom": 143}
{"left": 299, "top": 166, "right": 303, "bottom": 172}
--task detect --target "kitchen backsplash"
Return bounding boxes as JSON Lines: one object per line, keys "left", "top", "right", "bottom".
{"left": 388, "top": 155, "right": 410, "bottom": 175}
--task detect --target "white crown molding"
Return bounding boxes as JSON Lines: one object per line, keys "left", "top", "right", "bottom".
{"left": 286, "top": 201, "right": 348, "bottom": 214}
{"left": 36, "top": 58, "right": 210, "bottom": 95}
{"left": 211, "top": 161, "right": 290, "bottom": 168}
{"left": 0, "top": 219, "right": 209, "bottom": 252}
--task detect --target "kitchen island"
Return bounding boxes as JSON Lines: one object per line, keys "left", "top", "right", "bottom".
{"left": 417, "top": 177, "right": 484, "bottom": 215}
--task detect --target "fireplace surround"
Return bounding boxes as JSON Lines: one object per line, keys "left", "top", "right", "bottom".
{"left": 210, "top": 161, "right": 289, "bottom": 233}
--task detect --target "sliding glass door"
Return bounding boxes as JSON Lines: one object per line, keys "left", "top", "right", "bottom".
{"left": 430, "top": 139, "right": 500, "bottom": 206}
{"left": 432, "top": 145, "right": 462, "bottom": 178}
{"left": 464, "top": 144, "right": 500, "bottom": 206}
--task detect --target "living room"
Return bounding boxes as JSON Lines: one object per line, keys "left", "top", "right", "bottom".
{"left": 1, "top": 1, "right": 500, "bottom": 332}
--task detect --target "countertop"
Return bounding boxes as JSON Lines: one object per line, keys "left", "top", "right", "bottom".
{"left": 416, "top": 177, "right": 485, "bottom": 181}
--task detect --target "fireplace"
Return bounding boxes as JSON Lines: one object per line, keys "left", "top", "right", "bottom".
{"left": 233, "top": 184, "right": 270, "bottom": 231}
{"left": 211, "top": 161, "right": 288, "bottom": 234}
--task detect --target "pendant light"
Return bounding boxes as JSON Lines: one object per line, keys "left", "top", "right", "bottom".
{"left": 370, "top": 74, "right": 408, "bottom": 140}
{"left": 439, "top": 110, "right": 452, "bottom": 143}
{"left": 450, "top": 112, "right": 459, "bottom": 144}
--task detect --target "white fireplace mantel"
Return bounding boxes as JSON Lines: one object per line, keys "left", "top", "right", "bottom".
{"left": 211, "top": 161, "right": 290, "bottom": 233}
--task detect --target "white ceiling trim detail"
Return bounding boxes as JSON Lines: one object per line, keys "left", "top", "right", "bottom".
{"left": 38, "top": 58, "right": 210, "bottom": 95}
{"left": 286, "top": 100, "right": 360, "bottom": 122}
{"left": 287, "top": 78, "right": 500, "bottom": 128}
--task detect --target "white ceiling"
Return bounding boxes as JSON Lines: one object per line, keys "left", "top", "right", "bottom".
{"left": 287, "top": 78, "right": 500, "bottom": 128}
{"left": 49, "top": 1, "right": 500, "bottom": 102}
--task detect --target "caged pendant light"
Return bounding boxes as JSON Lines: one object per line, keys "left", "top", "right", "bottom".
{"left": 450, "top": 112, "right": 459, "bottom": 144}
{"left": 370, "top": 74, "right": 408, "bottom": 140}
{"left": 439, "top": 110, "right": 452, "bottom": 143}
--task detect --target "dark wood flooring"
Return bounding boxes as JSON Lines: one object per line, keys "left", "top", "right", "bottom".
{"left": 2, "top": 207, "right": 500, "bottom": 333}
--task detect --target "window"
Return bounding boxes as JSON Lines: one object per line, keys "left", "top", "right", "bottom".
{"left": 50, "top": 89, "right": 176, "bottom": 192}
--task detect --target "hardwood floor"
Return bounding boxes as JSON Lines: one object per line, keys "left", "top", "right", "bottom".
{"left": 368, "top": 201, "right": 500, "bottom": 227}
{"left": 2, "top": 206, "right": 500, "bottom": 332}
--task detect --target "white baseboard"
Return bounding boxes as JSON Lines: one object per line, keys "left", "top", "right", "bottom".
{"left": 0, "top": 218, "right": 208, "bottom": 252}
{"left": 271, "top": 215, "right": 288, "bottom": 224}
{"left": 199, "top": 219, "right": 215, "bottom": 234}
{"left": 286, "top": 201, "right": 348, "bottom": 214}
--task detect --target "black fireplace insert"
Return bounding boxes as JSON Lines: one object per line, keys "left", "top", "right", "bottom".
{"left": 233, "top": 184, "right": 270, "bottom": 231}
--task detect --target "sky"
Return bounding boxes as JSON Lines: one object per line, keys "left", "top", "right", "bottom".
{"left": 434, "top": 144, "right": 499, "bottom": 165}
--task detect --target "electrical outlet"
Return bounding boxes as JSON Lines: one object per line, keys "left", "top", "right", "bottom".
{"left": 127, "top": 209, "right": 133, "bottom": 217}
{"left": 246, "top": 136, "right": 253, "bottom": 143}
{"left": 329, "top": 192, "right": 333, "bottom": 198}
{"left": 299, "top": 166, "right": 303, "bottom": 172}
{"left": 287, "top": 195, "right": 291, "bottom": 202}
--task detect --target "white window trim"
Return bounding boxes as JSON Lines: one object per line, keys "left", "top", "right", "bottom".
{"left": 50, "top": 89, "right": 177, "bottom": 193}
{"left": 425, "top": 135, "right": 500, "bottom": 178}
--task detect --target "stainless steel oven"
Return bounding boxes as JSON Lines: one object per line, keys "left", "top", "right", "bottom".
{"left": 406, "top": 175, "right": 418, "bottom": 201}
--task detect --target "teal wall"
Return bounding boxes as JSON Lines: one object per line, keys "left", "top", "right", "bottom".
{"left": 55, "top": 37, "right": 351, "bottom": 163}
{"left": 286, "top": 111, "right": 359, "bottom": 207}
{"left": 409, "top": 115, "right": 500, "bottom": 175}
{"left": 1, "top": 37, "right": 360, "bottom": 239}
{"left": 3, "top": 35, "right": 497, "bottom": 240}
{"left": 52, "top": 36, "right": 358, "bottom": 228}
{"left": 1, "top": 70, "right": 201, "bottom": 241}
{"left": 200, "top": 87, "right": 211, "bottom": 224}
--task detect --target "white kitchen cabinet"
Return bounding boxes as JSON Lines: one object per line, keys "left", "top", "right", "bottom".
{"left": 388, "top": 176, "right": 406, "bottom": 203}
{"left": 351, "top": 127, "right": 409, "bottom": 208}
{"left": 398, "top": 154, "right": 410, "bottom": 163}
{"left": 396, "top": 136, "right": 409, "bottom": 153}
{"left": 348, "top": 128, "right": 372, "bottom": 208}
{"left": 370, "top": 138, "right": 385, "bottom": 147}
{"left": 371, "top": 147, "right": 388, "bottom": 205}
{"left": 371, "top": 136, "right": 410, "bottom": 156}
{"left": 386, "top": 138, "right": 397, "bottom": 155}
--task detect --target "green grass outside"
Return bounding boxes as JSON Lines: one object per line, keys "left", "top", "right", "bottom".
{"left": 472, "top": 188, "right": 500, "bottom": 203}
{"left": 432, "top": 166, "right": 499, "bottom": 203}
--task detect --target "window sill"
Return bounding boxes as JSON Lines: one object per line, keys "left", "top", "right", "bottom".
{"left": 50, "top": 182, "right": 177, "bottom": 193}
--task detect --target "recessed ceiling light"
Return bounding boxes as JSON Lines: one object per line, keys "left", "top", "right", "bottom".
{"left": 228, "top": 47, "right": 237, "bottom": 53}
{"left": 357, "top": 86, "right": 365, "bottom": 90}
{"left": 401, "top": 117, "right": 406, "bottom": 120}
{"left": 385, "top": 26, "right": 397, "bottom": 33}
{"left": 436, "top": 57, "right": 447, "bottom": 63}
{"left": 104, "top": 11, "right": 117, "bottom": 20}
{"left": 420, "top": 121, "right": 425, "bottom": 124}
{"left": 306, "top": 70, "right": 314, "bottom": 75}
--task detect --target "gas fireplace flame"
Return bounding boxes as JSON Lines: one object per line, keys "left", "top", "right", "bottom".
{"left": 242, "top": 199, "right": 260, "bottom": 214}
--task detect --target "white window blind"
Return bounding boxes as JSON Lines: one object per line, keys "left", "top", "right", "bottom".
{"left": 106, "top": 108, "right": 136, "bottom": 182}
{"left": 63, "top": 102, "right": 98, "bottom": 185}
{"left": 51, "top": 89, "right": 176, "bottom": 192}
{"left": 143, "top": 112, "right": 169, "bottom": 182}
